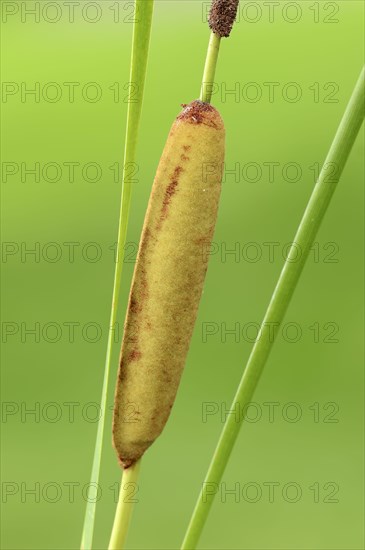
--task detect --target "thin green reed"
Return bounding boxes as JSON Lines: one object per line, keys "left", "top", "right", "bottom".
{"left": 80, "top": 2, "right": 154, "bottom": 548}
{"left": 181, "top": 65, "right": 365, "bottom": 550}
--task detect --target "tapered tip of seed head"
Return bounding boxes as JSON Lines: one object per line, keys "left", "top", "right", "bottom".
{"left": 208, "top": 0, "right": 239, "bottom": 37}
{"left": 177, "top": 100, "right": 224, "bottom": 130}
{"left": 113, "top": 438, "right": 141, "bottom": 469}
{"left": 119, "top": 456, "right": 136, "bottom": 470}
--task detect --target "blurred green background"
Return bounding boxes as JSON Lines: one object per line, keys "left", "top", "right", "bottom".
{"left": 1, "top": 1, "right": 364, "bottom": 549}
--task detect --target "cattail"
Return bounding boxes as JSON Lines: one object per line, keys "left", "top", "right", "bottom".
{"left": 113, "top": 100, "right": 225, "bottom": 468}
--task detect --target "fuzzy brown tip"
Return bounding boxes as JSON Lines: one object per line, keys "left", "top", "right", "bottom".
{"left": 208, "top": 0, "right": 239, "bottom": 38}
{"left": 177, "top": 100, "right": 223, "bottom": 129}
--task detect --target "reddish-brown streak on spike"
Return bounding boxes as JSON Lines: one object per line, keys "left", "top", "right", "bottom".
{"left": 122, "top": 227, "right": 151, "bottom": 381}
{"left": 194, "top": 235, "right": 211, "bottom": 246}
{"left": 156, "top": 166, "right": 183, "bottom": 230}
{"left": 128, "top": 350, "right": 142, "bottom": 362}
{"left": 118, "top": 359, "right": 126, "bottom": 382}
{"left": 139, "top": 227, "right": 151, "bottom": 258}
{"left": 139, "top": 229, "right": 150, "bottom": 299}
{"left": 128, "top": 229, "right": 150, "bottom": 313}
{"left": 181, "top": 154, "right": 190, "bottom": 161}
{"left": 183, "top": 145, "right": 191, "bottom": 152}
{"left": 129, "top": 296, "right": 141, "bottom": 314}
{"left": 166, "top": 166, "right": 183, "bottom": 199}
{"left": 128, "top": 228, "right": 150, "bottom": 320}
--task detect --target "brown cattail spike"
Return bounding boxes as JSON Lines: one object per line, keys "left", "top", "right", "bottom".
{"left": 208, "top": 0, "right": 239, "bottom": 38}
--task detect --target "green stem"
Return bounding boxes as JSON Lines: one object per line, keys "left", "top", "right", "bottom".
{"left": 80, "top": 2, "right": 154, "bottom": 549}
{"left": 108, "top": 460, "right": 142, "bottom": 550}
{"left": 182, "top": 65, "right": 365, "bottom": 550}
{"left": 200, "top": 32, "right": 221, "bottom": 103}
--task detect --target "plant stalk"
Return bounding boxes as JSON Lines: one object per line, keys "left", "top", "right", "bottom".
{"left": 108, "top": 460, "right": 142, "bottom": 550}
{"left": 200, "top": 32, "right": 221, "bottom": 103}
{"left": 80, "top": 2, "right": 154, "bottom": 549}
{"left": 181, "top": 65, "right": 365, "bottom": 549}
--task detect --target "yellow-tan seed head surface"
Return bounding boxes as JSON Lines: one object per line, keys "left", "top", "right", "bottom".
{"left": 113, "top": 100, "right": 225, "bottom": 468}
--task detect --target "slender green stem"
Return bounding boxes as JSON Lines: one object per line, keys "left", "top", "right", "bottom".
{"left": 80, "top": 2, "right": 154, "bottom": 549}
{"left": 182, "top": 66, "right": 365, "bottom": 550}
{"left": 200, "top": 32, "right": 221, "bottom": 103}
{"left": 108, "top": 460, "right": 142, "bottom": 550}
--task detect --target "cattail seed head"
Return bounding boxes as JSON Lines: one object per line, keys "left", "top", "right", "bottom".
{"left": 113, "top": 101, "right": 225, "bottom": 469}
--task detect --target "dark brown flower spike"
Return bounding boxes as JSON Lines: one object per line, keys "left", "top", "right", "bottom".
{"left": 208, "top": 0, "right": 240, "bottom": 38}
